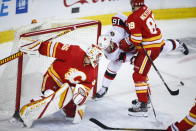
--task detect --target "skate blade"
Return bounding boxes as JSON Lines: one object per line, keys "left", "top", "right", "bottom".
{"left": 94, "top": 97, "right": 104, "bottom": 101}
{"left": 128, "top": 112, "right": 148, "bottom": 117}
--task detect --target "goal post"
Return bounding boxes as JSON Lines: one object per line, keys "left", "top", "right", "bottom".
{"left": 0, "top": 19, "right": 102, "bottom": 116}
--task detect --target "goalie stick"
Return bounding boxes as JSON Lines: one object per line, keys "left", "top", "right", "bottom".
{"left": 140, "top": 44, "right": 179, "bottom": 96}
{"left": 0, "top": 29, "right": 71, "bottom": 66}
{"left": 89, "top": 118, "right": 165, "bottom": 131}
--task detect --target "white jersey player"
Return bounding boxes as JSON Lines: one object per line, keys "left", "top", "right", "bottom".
{"left": 96, "top": 13, "right": 189, "bottom": 98}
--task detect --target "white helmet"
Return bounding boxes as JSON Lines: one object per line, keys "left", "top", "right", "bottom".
{"left": 86, "top": 44, "right": 103, "bottom": 68}
{"left": 98, "top": 35, "right": 112, "bottom": 49}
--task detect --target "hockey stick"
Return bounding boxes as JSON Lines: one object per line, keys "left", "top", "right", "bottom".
{"left": 140, "top": 44, "right": 179, "bottom": 96}
{"left": 159, "top": 71, "right": 184, "bottom": 86}
{"left": 89, "top": 118, "right": 165, "bottom": 131}
{"left": 0, "top": 29, "right": 71, "bottom": 66}
{"left": 148, "top": 94, "right": 157, "bottom": 118}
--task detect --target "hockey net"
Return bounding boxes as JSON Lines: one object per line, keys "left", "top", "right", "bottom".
{"left": 0, "top": 18, "right": 101, "bottom": 115}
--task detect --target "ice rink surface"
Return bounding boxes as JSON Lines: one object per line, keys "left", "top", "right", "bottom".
{"left": 0, "top": 18, "right": 196, "bottom": 131}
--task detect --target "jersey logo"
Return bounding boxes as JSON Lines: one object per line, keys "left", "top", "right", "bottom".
{"left": 64, "top": 68, "right": 86, "bottom": 84}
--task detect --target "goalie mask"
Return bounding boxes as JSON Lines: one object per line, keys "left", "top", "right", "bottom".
{"left": 86, "top": 44, "right": 103, "bottom": 68}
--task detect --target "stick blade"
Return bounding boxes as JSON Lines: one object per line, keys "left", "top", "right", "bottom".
{"left": 89, "top": 118, "right": 165, "bottom": 131}
{"left": 89, "top": 118, "right": 112, "bottom": 129}
{"left": 170, "top": 89, "right": 179, "bottom": 96}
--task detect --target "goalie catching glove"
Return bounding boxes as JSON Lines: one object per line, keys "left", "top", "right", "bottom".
{"left": 19, "top": 39, "right": 42, "bottom": 55}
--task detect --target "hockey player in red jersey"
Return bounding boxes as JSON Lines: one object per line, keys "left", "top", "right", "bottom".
{"left": 118, "top": 0, "right": 189, "bottom": 115}
{"left": 167, "top": 98, "right": 196, "bottom": 131}
{"left": 96, "top": 13, "right": 189, "bottom": 99}
{"left": 13, "top": 41, "right": 103, "bottom": 127}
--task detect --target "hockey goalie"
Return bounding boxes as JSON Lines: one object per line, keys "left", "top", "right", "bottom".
{"left": 10, "top": 40, "right": 103, "bottom": 128}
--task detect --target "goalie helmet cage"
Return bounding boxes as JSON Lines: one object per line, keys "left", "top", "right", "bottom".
{"left": 0, "top": 19, "right": 101, "bottom": 116}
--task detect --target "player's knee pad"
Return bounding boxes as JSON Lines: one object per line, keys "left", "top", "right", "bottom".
{"left": 132, "top": 72, "right": 147, "bottom": 83}
{"left": 72, "top": 84, "right": 87, "bottom": 106}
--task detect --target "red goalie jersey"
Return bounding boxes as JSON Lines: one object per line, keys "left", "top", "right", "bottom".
{"left": 126, "top": 5, "right": 164, "bottom": 50}
{"left": 38, "top": 41, "right": 96, "bottom": 93}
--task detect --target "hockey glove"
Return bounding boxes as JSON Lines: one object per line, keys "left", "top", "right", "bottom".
{"left": 105, "top": 42, "right": 118, "bottom": 53}
{"left": 20, "top": 40, "right": 42, "bottom": 55}
{"left": 72, "top": 84, "right": 87, "bottom": 106}
{"left": 119, "top": 37, "right": 134, "bottom": 52}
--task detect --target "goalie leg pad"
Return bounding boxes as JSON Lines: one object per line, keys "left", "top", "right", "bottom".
{"left": 30, "top": 89, "right": 54, "bottom": 102}
{"left": 19, "top": 83, "right": 73, "bottom": 127}
{"left": 72, "top": 104, "right": 86, "bottom": 124}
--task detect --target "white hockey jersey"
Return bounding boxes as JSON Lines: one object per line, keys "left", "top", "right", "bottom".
{"left": 103, "top": 13, "right": 136, "bottom": 63}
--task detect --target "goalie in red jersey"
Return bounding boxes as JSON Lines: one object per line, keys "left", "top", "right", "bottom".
{"left": 12, "top": 40, "right": 103, "bottom": 127}
{"left": 119, "top": 0, "right": 189, "bottom": 116}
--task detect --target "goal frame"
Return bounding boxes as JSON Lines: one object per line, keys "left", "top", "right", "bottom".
{"left": 12, "top": 20, "right": 102, "bottom": 117}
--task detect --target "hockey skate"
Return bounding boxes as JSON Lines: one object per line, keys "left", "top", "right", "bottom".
{"left": 128, "top": 101, "right": 148, "bottom": 117}
{"left": 95, "top": 86, "right": 108, "bottom": 98}
{"left": 132, "top": 99, "right": 151, "bottom": 108}
{"left": 177, "top": 39, "right": 189, "bottom": 55}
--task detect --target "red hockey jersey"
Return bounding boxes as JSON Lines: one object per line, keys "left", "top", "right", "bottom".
{"left": 126, "top": 5, "right": 165, "bottom": 50}
{"left": 38, "top": 41, "right": 96, "bottom": 92}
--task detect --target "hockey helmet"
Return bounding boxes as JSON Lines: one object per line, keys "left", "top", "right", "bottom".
{"left": 131, "top": 0, "right": 144, "bottom": 8}
{"left": 86, "top": 44, "right": 103, "bottom": 68}
{"left": 98, "top": 35, "right": 112, "bottom": 49}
